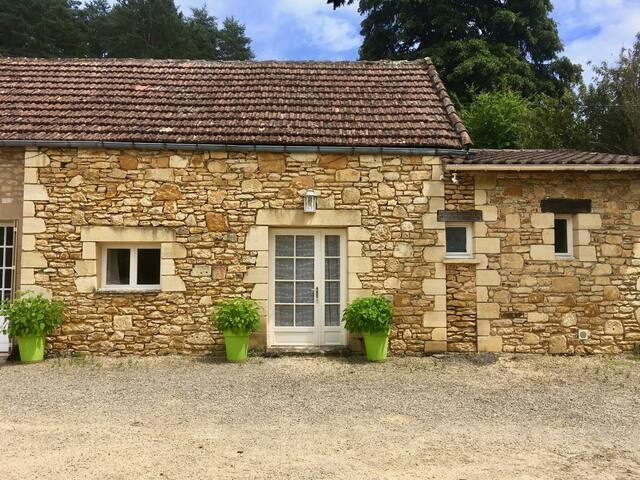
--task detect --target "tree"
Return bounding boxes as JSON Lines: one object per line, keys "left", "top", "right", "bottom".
{"left": 580, "top": 34, "right": 640, "bottom": 155}
{"left": 83, "top": 0, "right": 111, "bottom": 57}
{"left": 461, "top": 90, "right": 532, "bottom": 149}
{"left": 0, "top": 0, "right": 87, "bottom": 57}
{"left": 184, "top": 6, "right": 219, "bottom": 59}
{"left": 328, "top": 0, "right": 581, "bottom": 103}
{"left": 217, "top": 17, "right": 254, "bottom": 60}
{"left": 103, "top": 0, "right": 187, "bottom": 59}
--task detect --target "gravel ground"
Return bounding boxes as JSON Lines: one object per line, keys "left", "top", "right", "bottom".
{"left": 1, "top": 353, "right": 639, "bottom": 480}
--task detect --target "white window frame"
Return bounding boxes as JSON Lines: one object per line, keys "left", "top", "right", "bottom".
{"left": 445, "top": 223, "right": 473, "bottom": 258}
{"left": 100, "top": 243, "right": 161, "bottom": 292}
{"left": 554, "top": 215, "right": 574, "bottom": 259}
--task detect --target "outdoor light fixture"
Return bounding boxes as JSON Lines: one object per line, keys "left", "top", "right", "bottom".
{"left": 303, "top": 189, "right": 318, "bottom": 213}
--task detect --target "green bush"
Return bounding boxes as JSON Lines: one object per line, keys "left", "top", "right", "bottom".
{"left": 210, "top": 298, "right": 260, "bottom": 334}
{"left": 0, "top": 293, "right": 64, "bottom": 338}
{"left": 342, "top": 296, "right": 393, "bottom": 335}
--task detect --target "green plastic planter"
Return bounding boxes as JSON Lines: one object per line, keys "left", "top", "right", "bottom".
{"left": 223, "top": 330, "right": 250, "bottom": 362}
{"left": 363, "top": 332, "right": 389, "bottom": 362}
{"left": 17, "top": 336, "right": 45, "bottom": 363}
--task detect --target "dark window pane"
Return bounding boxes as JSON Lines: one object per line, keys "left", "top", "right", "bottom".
{"left": 275, "top": 236, "right": 294, "bottom": 257}
{"left": 295, "top": 305, "right": 314, "bottom": 326}
{"left": 137, "top": 249, "right": 161, "bottom": 285}
{"left": 275, "top": 282, "right": 294, "bottom": 303}
{"left": 275, "top": 305, "right": 294, "bottom": 326}
{"left": 106, "top": 249, "right": 130, "bottom": 285}
{"left": 4, "top": 247, "right": 12, "bottom": 267}
{"left": 4, "top": 268, "right": 12, "bottom": 289}
{"left": 555, "top": 219, "right": 569, "bottom": 254}
{"left": 296, "top": 236, "right": 314, "bottom": 257}
{"left": 325, "top": 235, "right": 340, "bottom": 257}
{"left": 5, "top": 227, "right": 13, "bottom": 246}
{"left": 446, "top": 227, "right": 467, "bottom": 253}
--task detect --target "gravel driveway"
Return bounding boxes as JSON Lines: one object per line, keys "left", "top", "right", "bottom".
{"left": 1, "top": 354, "right": 639, "bottom": 480}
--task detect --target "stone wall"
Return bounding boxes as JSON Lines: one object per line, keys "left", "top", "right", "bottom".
{"left": 469, "top": 171, "right": 640, "bottom": 354}
{"left": 17, "top": 146, "right": 640, "bottom": 356}
{"left": 21, "top": 147, "right": 448, "bottom": 356}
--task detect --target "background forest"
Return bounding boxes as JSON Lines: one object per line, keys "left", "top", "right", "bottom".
{"left": 0, "top": 0, "right": 638, "bottom": 155}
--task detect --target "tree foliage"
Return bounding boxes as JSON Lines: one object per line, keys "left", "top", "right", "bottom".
{"left": 0, "top": 0, "right": 254, "bottom": 60}
{"left": 328, "top": 0, "right": 582, "bottom": 103}
{"left": 580, "top": 33, "right": 640, "bottom": 155}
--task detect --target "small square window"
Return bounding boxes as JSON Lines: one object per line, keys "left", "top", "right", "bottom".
{"left": 102, "top": 244, "right": 161, "bottom": 291}
{"left": 446, "top": 224, "right": 472, "bottom": 258}
{"left": 554, "top": 215, "right": 573, "bottom": 258}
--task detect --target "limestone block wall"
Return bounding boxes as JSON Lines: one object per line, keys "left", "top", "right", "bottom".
{"left": 453, "top": 170, "right": 640, "bottom": 354}
{"left": 21, "top": 147, "right": 448, "bottom": 356}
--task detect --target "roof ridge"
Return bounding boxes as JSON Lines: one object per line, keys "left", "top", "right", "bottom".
{"left": 420, "top": 57, "right": 472, "bottom": 148}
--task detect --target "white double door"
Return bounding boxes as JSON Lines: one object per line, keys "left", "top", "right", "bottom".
{"left": 0, "top": 224, "right": 15, "bottom": 353}
{"left": 269, "top": 229, "right": 347, "bottom": 347}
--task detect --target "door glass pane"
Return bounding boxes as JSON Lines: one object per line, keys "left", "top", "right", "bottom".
{"left": 296, "top": 305, "right": 314, "bottom": 326}
{"left": 296, "top": 282, "right": 314, "bottom": 303}
{"left": 106, "top": 249, "right": 131, "bottom": 285}
{"left": 325, "top": 258, "right": 340, "bottom": 280}
{"left": 325, "top": 305, "right": 340, "bottom": 327}
{"left": 276, "top": 236, "right": 294, "bottom": 257}
{"left": 275, "top": 305, "right": 294, "bottom": 326}
{"left": 325, "top": 235, "right": 340, "bottom": 257}
{"left": 5, "top": 227, "right": 13, "bottom": 246}
{"left": 296, "top": 236, "right": 314, "bottom": 257}
{"left": 276, "top": 258, "right": 294, "bottom": 279}
{"left": 275, "top": 282, "right": 294, "bottom": 303}
{"left": 325, "top": 281, "right": 340, "bottom": 303}
{"left": 137, "top": 248, "right": 161, "bottom": 285}
{"left": 274, "top": 234, "right": 315, "bottom": 329}
{"left": 295, "top": 259, "right": 314, "bottom": 280}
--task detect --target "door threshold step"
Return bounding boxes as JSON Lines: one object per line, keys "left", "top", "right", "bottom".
{"left": 265, "top": 346, "right": 351, "bottom": 356}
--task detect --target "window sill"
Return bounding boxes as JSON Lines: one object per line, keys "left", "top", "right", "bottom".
{"left": 443, "top": 257, "right": 480, "bottom": 264}
{"left": 555, "top": 255, "right": 575, "bottom": 260}
{"left": 96, "top": 288, "right": 162, "bottom": 295}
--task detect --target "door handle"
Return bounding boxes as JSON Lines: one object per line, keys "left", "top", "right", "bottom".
{"left": 315, "top": 286, "right": 319, "bottom": 304}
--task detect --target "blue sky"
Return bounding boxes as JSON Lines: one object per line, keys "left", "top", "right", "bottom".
{"left": 180, "top": 1, "right": 638, "bottom": 82}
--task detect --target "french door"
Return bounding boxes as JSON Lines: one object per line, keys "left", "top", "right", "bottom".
{"left": 0, "top": 224, "right": 15, "bottom": 353}
{"left": 269, "top": 229, "right": 347, "bottom": 347}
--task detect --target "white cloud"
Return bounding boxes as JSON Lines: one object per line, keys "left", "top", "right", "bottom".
{"left": 553, "top": 0, "right": 640, "bottom": 83}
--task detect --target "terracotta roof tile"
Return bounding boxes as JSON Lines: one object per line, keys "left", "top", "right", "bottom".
{"left": 447, "top": 149, "right": 640, "bottom": 166}
{"left": 0, "top": 57, "right": 471, "bottom": 149}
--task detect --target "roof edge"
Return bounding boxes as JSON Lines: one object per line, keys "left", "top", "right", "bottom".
{"left": 0, "top": 139, "right": 469, "bottom": 157}
{"left": 420, "top": 57, "right": 472, "bottom": 149}
{"left": 446, "top": 164, "right": 640, "bottom": 171}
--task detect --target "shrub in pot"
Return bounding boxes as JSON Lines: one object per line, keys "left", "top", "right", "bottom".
{"left": 0, "top": 293, "right": 64, "bottom": 363}
{"left": 210, "top": 298, "right": 260, "bottom": 362}
{"left": 343, "top": 296, "right": 393, "bottom": 362}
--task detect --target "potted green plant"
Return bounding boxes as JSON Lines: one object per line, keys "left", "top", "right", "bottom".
{"left": 210, "top": 298, "right": 260, "bottom": 362}
{"left": 0, "top": 293, "right": 64, "bottom": 363}
{"left": 343, "top": 296, "right": 393, "bottom": 362}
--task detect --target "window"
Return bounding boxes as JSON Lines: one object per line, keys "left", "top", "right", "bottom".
{"left": 554, "top": 215, "right": 573, "bottom": 258}
{"left": 101, "top": 244, "right": 161, "bottom": 291}
{"left": 445, "top": 223, "right": 472, "bottom": 258}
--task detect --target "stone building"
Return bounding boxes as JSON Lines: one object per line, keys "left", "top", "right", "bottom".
{"left": 0, "top": 58, "right": 638, "bottom": 356}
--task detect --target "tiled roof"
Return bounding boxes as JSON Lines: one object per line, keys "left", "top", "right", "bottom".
{"left": 0, "top": 57, "right": 471, "bottom": 149}
{"left": 448, "top": 149, "right": 640, "bottom": 166}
